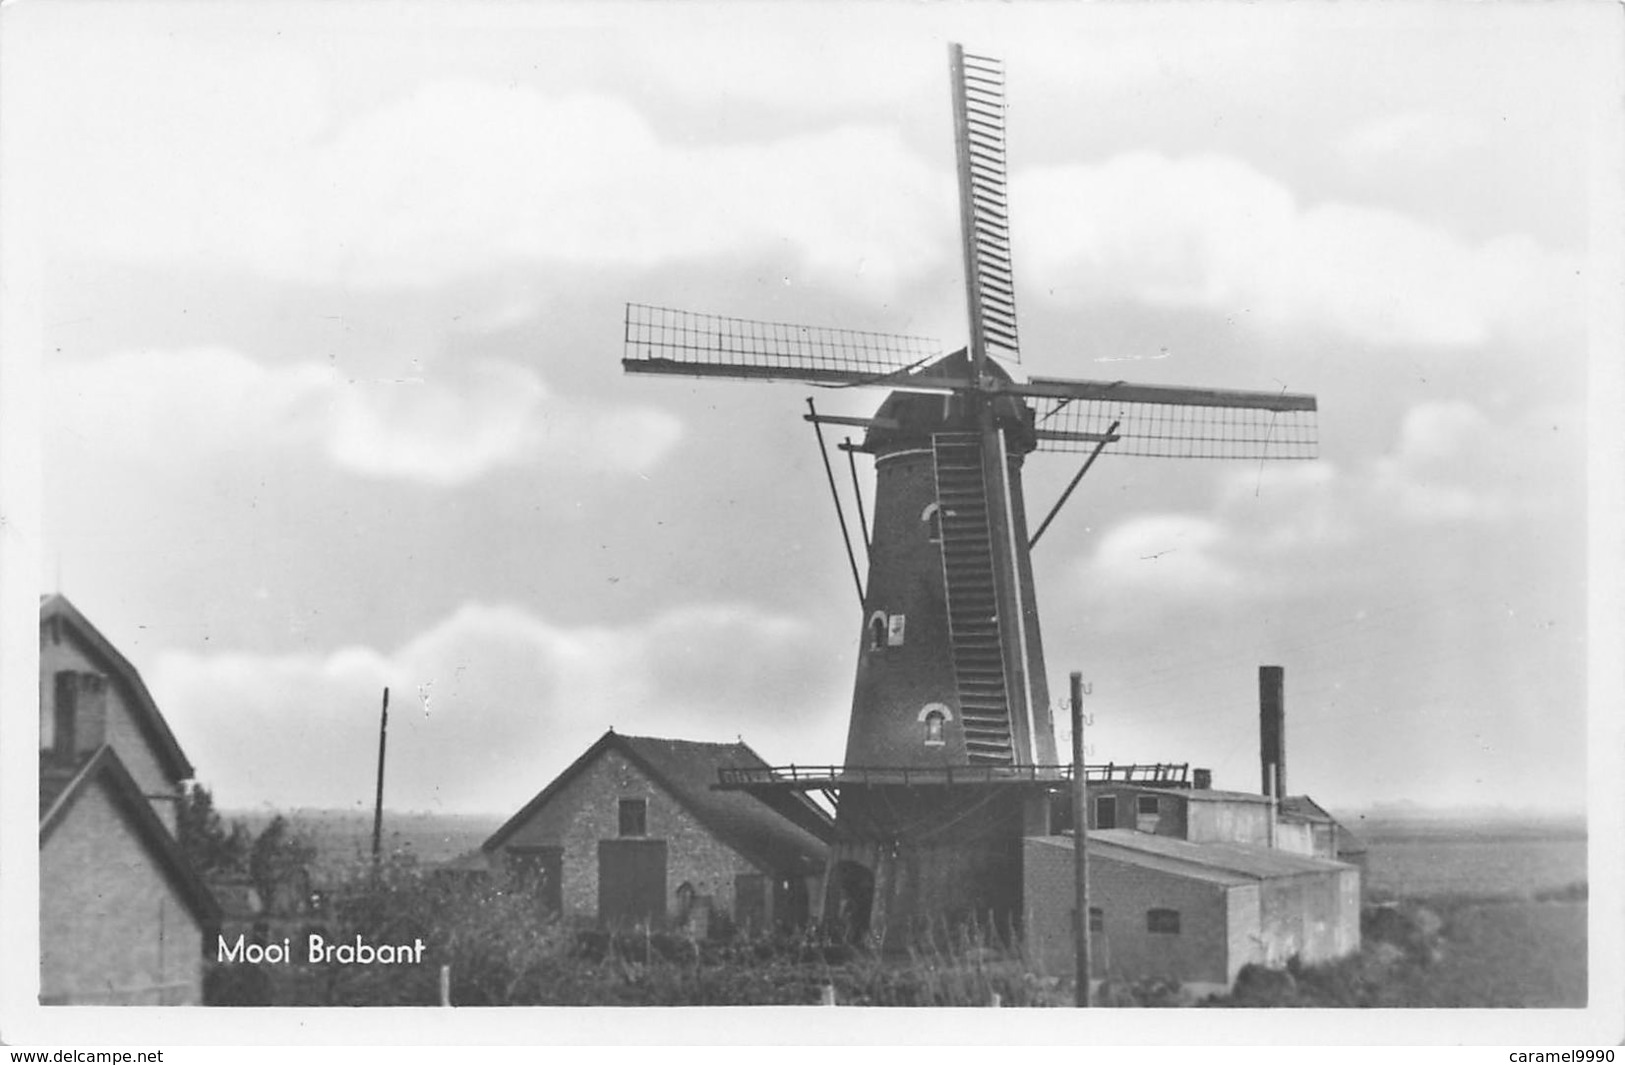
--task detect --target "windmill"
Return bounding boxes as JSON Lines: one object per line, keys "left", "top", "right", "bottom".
{"left": 623, "top": 45, "right": 1317, "bottom": 943}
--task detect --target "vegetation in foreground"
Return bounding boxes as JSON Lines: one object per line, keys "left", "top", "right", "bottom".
{"left": 193, "top": 799, "right": 1588, "bottom": 1008}
{"left": 1208, "top": 889, "right": 1587, "bottom": 1008}
{"left": 203, "top": 849, "right": 1587, "bottom": 1007}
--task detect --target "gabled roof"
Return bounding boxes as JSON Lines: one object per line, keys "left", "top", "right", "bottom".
{"left": 484, "top": 730, "right": 830, "bottom": 876}
{"left": 39, "top": 594, "right": 193, "bottom": 783}
{"left": 40, "top": 751, "right": 93, "bottom": 817}
{"left": 40, "top": 745, "right": 220, "bottom": 923}
{"left": 1281, "top": 794, "right": 1367, "bottom": 855}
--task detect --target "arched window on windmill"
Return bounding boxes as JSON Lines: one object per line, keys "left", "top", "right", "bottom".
{"left": 921, "top": 502, "right": 943, "bottom": 545}
{"left": 868, "top": 611, "right": 888, "bottom": 651}
{"left": 918, "top": 703, "right": 951, "bottom": 746}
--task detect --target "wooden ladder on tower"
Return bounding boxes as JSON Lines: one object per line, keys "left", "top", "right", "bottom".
{"left": 932, "top": 433, "right": 1015, "bottom": 764}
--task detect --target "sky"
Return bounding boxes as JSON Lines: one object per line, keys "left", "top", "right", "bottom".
{"left": 4, "top": 1, "right": 1620, "bottom": 822}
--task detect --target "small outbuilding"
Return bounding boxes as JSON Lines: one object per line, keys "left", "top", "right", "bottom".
{"left": 484, "top": 731, "right": 831, "bottom": 935}
{"left": 1024, "top": 829, "right": 1361, "bottom": 997}
{"left": 1278, "top": 794, "right": 1368, "bottom": 870}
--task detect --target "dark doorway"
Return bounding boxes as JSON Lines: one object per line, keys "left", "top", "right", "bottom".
{"left": 598, "top": 839, "right": 666, "bottom": 929}
{"left": 1094, "top": 794, "right": 1117, "bottom": 830}
{"left": 831, "top": 861, "right": 875, "bottom": 942}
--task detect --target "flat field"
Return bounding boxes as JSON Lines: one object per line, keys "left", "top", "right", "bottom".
{"left": 1351, "top": 814, "right": 1588, "bottom": 1008}
{"left": 1359, "top": 818, "right": 1587, "bottom": 900}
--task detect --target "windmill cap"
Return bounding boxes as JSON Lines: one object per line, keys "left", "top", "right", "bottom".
{"left": 866, "top": 352, "right": 1036, "bottom": 453}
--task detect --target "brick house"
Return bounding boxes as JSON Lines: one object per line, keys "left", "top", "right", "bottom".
{"left": 483, "top": 731, "right": 831, "bottom": 935}
{"left": 38, "top": 594, "right": 219, "bottom": 1004}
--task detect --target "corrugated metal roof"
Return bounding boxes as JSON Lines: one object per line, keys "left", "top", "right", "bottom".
{"left": 1031, "top": 834, "right": 1252, "bottom": 886}
{"left": 1090, "top": 829, "right": 1354, "bottom": 878}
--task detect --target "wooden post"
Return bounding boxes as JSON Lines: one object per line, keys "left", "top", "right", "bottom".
{"left": 806, "top": 397, "right": 865, "bottom": 609}
{"left": 821, "top": 984, "right": 837, "bottom": 1006}
{"left": 1070, "top": 672, "right": 1091, "bottom": 1007}
{"left": 439, "top": 964, "right": 451, "bottom": 1007}
{"left": 372, "top": 687, "right": 389, "bottom": 863}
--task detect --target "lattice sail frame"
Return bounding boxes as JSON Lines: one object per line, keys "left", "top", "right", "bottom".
{"left": 624, "top": 303, "right": 942, "bottom": 383}
{"left": 1032, "top": 395, "right": 1319, "bottom": 460}
{"left": 952, "top": 46, "right": 1021, "bottom": 366}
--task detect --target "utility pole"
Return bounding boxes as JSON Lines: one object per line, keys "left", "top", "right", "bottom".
{"left": 372, "top": 687, "right": 389, "bottom": 863}
{"left": 1070, "top": 671, "right": 1091, "bottom": 1007}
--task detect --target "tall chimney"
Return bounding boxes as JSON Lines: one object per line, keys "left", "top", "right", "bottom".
{"left": 1259, "top": 665, "right": 1285, "bottom": 799}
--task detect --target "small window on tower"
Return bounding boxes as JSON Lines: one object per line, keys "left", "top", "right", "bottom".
{"left": 918, "top": 703, "right": 951, "bottom": 746}
{"left": 921, "top": 503, "right": 943, "bottom": 544}
{"left": 618, "top": 798, "right": 647, "bottom": 838}
{"left": 886, "top": 614, "right": 907, "bottom": 647}
{"left": 868, "top": 611, "right": 888, "bottom": 650}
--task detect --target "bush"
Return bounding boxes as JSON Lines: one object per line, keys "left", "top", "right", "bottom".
{"left": 1533, "top": 880, "right": 1587, "bottom": 903}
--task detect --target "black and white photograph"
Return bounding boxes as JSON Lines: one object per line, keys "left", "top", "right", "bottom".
{"left": 1, "top": 0, "right": 1621, "bottom": 1050}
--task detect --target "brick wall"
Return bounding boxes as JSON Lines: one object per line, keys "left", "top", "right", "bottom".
{"left": 498, "top": 749, "right": 766, "bottom": 927}
{"left": 1023, "top": 837, "right": 1234, "bottom": 991}
{"left": 40, "top": 776, "right": 205, "bottom": 1005}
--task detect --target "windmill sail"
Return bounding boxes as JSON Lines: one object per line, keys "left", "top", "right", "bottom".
{"left": 1023, "top": 379, "right": 1319, "bottom": 460}
{"left": 623, "top": 303, "right": 948, "bottom": 388}
{"left": 951, "top": 45, "right": 1021, "bottom": 368}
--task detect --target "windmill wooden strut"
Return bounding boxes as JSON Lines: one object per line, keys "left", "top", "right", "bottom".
{"left": 622, "top": 45, "right": 1318, "bottom": 942}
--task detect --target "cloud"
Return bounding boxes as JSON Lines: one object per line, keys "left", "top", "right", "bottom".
{"left": 1016, "top": 152, "right": 1578, "bottom": 348}
{"left": 149, "top": 600, "right": 846, "bottom": 813}
{"left": 45, "top": 347, "right": 682, "bottom": 485}
{"left": 1079, "top": 397, "right": 1582, "bottom": 615}
{"left": 1370, "top": 399, "right": 1582, "bottom": 523}
{"left": 1336, "top": 112, "right": 1489, "bottom": 166}
{"left": 30, "top": 70, "right": 952, "bottom": 297}
{"left": 1084, "top": 513, "right": 1239, "bottom": 595}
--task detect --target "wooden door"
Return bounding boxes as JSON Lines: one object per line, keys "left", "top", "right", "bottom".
{"left": 598, "top": 839, "right": 667, "bottom": 929}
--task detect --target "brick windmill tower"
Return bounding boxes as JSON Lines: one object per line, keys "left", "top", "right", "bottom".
{"left": 623, "top": 45, "right": 1318, "bottom": 944}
